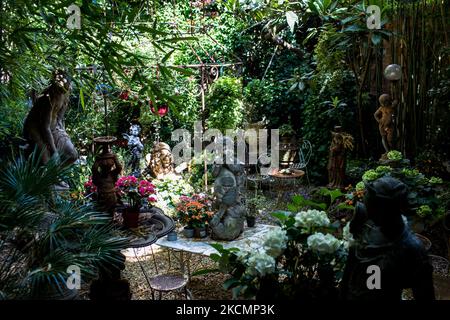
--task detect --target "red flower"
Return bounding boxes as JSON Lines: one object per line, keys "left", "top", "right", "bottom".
{"left": 119, "top": 90, "right": 129, "bottom": 100}
{"left": 150, "top": 101, "right": 169, "bottom": 117}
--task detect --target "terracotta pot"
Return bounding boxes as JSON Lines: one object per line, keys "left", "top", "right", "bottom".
{"left": 194, "top": 227, "right": 207, "bottom": 238}
{"left": 183, "top": 227, "right": 194, "bottom": 238}
{"left": 123, "top": 207, "right": 140, "bottom": 229}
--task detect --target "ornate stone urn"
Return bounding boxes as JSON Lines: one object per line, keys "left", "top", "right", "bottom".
{"left": 92, "top": 136, "right": 122, "bottom": 215}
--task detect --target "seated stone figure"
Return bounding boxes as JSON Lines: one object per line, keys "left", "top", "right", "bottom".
{"left": 341, "top": 176, "right": 435, "bottom": 300}
{"left": 209, "top": 137, "right": 246, "bottom": 241}
{"left": 23, "top": 69, "right": 78, "bottom": 165}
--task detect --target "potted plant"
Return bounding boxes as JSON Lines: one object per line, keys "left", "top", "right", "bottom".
{"left": 115, "top": 176, "right": 157, "bottom": 228}
{"left": 246, "top": 194, "right": 266, "bottom": 228}
{"left": 176, "top": 194, "right": 214, "bottom": 238}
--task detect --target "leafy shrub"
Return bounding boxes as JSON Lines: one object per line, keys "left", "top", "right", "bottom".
{"left": 206, "top": 76, "right": 244, "bottom": 132}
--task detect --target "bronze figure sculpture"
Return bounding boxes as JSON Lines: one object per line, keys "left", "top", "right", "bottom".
{"left": 374, "top": 94, "right": 397, "bottom": 155}
{"left": 327, "top": 126, "right": 353, "bottom": 189}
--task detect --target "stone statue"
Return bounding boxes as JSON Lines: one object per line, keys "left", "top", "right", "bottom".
{"left": 122, "top": 124, "right": 143, "bottom": 177}
{"left": 92, "top": 137, "right": 123, "bottom": 214}
{"left": 327, "top": 126, "right": 353, "bottom": 189}
{"left": 209, "top": 137, "right": 246, "bottom": 241}
{"left": 147, "top": 142, "right": 175, "bottom": 179}
{"left": 374, "top": 94, "right": 397, "bottom": 155}
{"left": 341, "top": 177, "right": 435, "bottom": 300}
{"left": 23, "top": 69, "right": 78, "bottom": 165}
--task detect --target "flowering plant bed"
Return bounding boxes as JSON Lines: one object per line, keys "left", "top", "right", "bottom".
{"left": 204, "top": 194, "right": 349, "bottom": 299}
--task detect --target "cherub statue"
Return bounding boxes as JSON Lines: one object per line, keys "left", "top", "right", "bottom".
{"left": 123, "top": 124, "right": 143, "bottom": 176}
{"left": 209, "top": 136, "right": 246, "bottom": 241}
{"left": 374, "top": 94, "right": 397, "bottom": 154}
{"left": 147, "top": 142, "right": 175, "bottom": 179}
{"left": 23, "top": 69, "right": 78, "bottom": 165}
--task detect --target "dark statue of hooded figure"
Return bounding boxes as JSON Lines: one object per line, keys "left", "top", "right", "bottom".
{"left": 341, "top": 176, "right": 435, "bottom": 300}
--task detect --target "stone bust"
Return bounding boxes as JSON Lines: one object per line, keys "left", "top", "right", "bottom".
{"left": 147, "top": 142, "right": 175, "bottom": 179}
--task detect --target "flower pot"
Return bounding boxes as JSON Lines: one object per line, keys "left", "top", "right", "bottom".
{"left": 123, "top": 207, "right": 140, "bottom": 229}
{"left": 246, "top": 216, "right": 256, "bottom": 228}
{"left": 194, "top": 227, "right": 207, "bottom": 238}
{"left": 183, "top": 227, "right": 194, "bottom": 238}
{"left": 167, "top": 231, "right": 177, "bottom": 241}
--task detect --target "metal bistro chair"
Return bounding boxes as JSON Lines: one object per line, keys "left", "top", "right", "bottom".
{"left": 246, "top": 153, "right": 275, "bottom": 191}
{"left": 136, "top": 245, "right": 192, "bottom": 300}
{"left": 289, "top": 139, "right": 312, "bottom": 186}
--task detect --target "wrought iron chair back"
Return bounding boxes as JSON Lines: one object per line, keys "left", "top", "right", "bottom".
{"left": 290, "top": 139, "right": 312, "bottom": 185}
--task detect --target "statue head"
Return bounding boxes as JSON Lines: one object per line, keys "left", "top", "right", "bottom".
{"left": 363, "top": 176, "right": 408, "bottom": 237}
{"left": 52, "top": 69, "right": 71, "bottom": 92}
{"left": 379, "top": 94, "right": 392, "bottom": 107}
{"left": 214, "top": 168, "right": 237, "bottom": 205}
{"left": 129, "top": 124, "right": 141, "bottom": 137}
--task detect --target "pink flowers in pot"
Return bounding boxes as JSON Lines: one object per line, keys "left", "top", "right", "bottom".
{"left": 84, "top": 177, "right": 97, "bottom": 196}
{"left": 115, "top": 176, "right": 157, "bottom": 209}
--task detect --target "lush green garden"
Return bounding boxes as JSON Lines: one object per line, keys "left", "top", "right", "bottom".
{"left": 0, "top": 0, "right": 449, "bottom": 301}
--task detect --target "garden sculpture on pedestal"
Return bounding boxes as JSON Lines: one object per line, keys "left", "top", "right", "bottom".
{"left": 210, "top": 137, "right": 246, "bottom": 241}
{"left": 123, "top": 124, "right": 143, "bottom": 177}
{"left": 92, "top": 137, "right": 123, "bottom": 215}
{"left": 374, "top": 94, "right": 397, "bottom": 157}
{"left": 341, "top": 176, "right": 435, "bottom": 300}
{"left": 147, "top": 142, "right": 175, "bottom": 179}
{"left": 23, "top": 69, "right": 78, "bottom": 165}
{"left": 327, "top": 126, "right": 354, "bottom": 189}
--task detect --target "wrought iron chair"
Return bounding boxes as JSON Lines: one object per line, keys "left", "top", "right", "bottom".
{"left": 135, "top": 245, "right": 192, "bottom": 300}
{"left": 246, "top": 153, "right": 274, "bottom": 191}
{"left": 289, "top": 139, "right": 312, "bottom": 185}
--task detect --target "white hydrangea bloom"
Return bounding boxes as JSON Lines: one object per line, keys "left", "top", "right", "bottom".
{"left": 307, "top": 233, "right": 342, "bottom": 255}
{"left": 294, "top": 209, "right": 330, "bottom": 232}
{"left": 342, "top": 222, "right": 354, "bottom": 249}
{"left": 245, "top": 249, "right": 276, "bottom": 277}
{"left": 263, "top": 227, "right": 288, "bottom": 258}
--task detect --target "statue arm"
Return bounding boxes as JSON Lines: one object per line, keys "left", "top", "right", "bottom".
{"left": 374, "top": 108, "right": 382, "bottom": 122}
{"left": 38, "top": 101, "right": 57, "bottom": 155}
